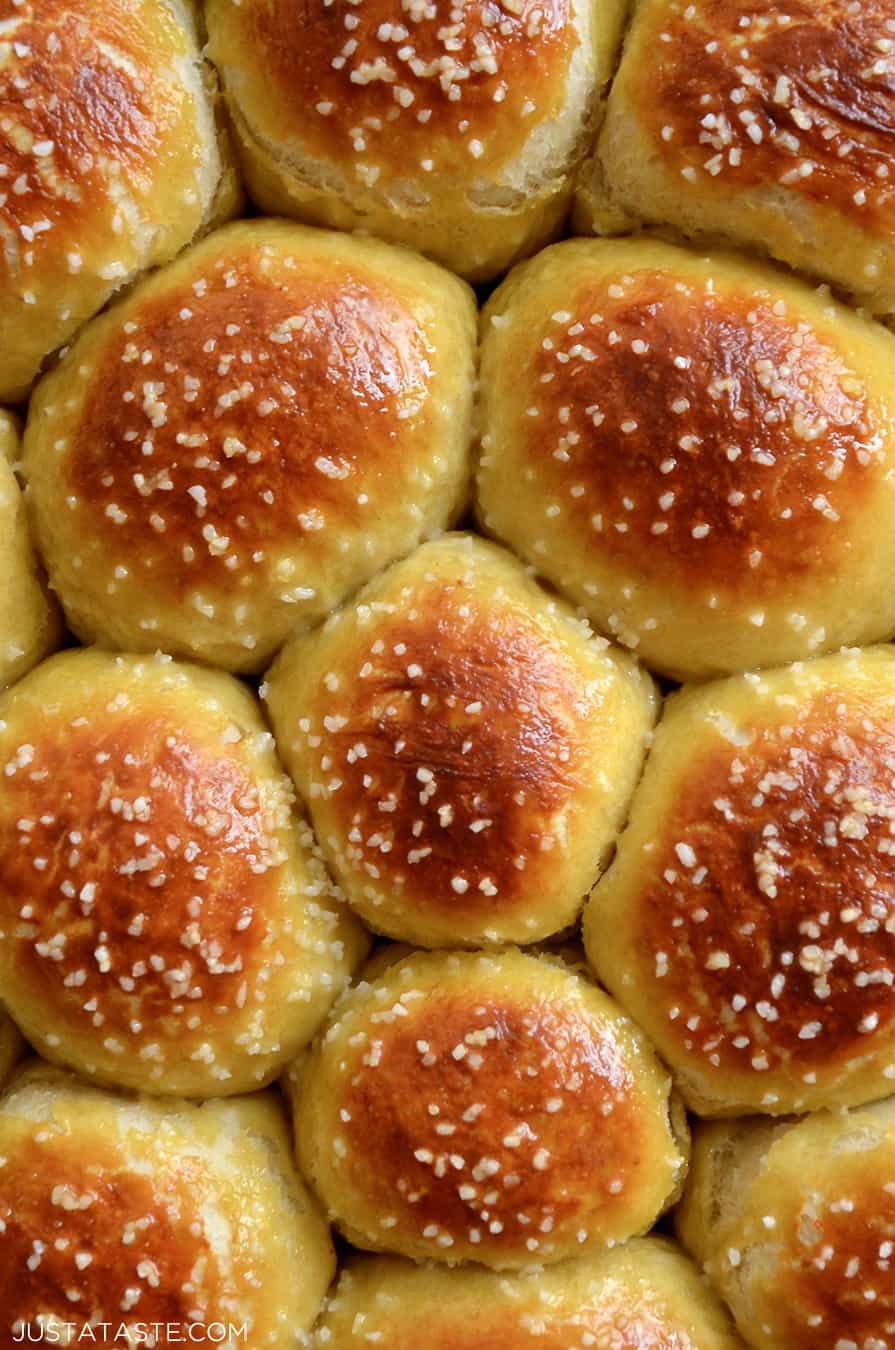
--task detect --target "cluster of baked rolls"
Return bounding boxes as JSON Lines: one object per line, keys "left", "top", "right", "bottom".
{"left": 1, "top": 0, "right": 895, "bottom": 1346}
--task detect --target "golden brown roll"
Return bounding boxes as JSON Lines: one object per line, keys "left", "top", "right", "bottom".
{"left": 677, "top": 1102, "right": 895, "bottom": 1350}
{"left": 293, "top": 947, "right": 688, "bottom": 1268}
{"left": 0, "top": 1062, "right": 334, "bottom": 1346}
{"left": 578, "top": 0, "right": 895, "bottom": 315}
{"left": 0, "top": 410, "right": 18, "bottom": 464}
{"left": 316, "top": 1239, "right": 745, "bottom": 1348}
{"left": 23, "top": 220, "right": 476, "bottom": 674}
{"left": 0, "top": 411, "right": 60, "bottom": 690}
{"left": 264, "top": 533, "right": 656, "bottom": 947}
{"left": 0, "top": 0, "right": 238, "bottom": 405}
{"left": 205, "top": 0, "right": 628, "bottom": 282}
{"left": 477, "top": 237, "right": 895, "bottom": 680}
{"left": 585, "top": 646, "right": 895, "bottom": 1117}
{"left": 0, "top": 647, "right": 369, "bottom": 1096}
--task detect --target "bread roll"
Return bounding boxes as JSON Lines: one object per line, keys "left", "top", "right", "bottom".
{"left": 0, "top": 647, "right": 369, "bottom": 1095}
{"left": 0, "top": 1062, "right": 333, "bottom": 1346}
{"left": 317, "top": 1239, "right": 745, "bottom": 1348}
{"left": 264, "top": 533, "right": 656, "bottom": 947}
{"left": 293, "top": 947, "right": 688, "bottom": 1268}
{"left": 0, "top": 410, "right": 18, "bottom": 464}
{"left": 477, "top": 236, "right": 895, "bottom": 679}
{"left": 205, "top": 0, "right": 628, "bottom": 281}
{"left": 578, "top": 1, "right": 895, "bottom": 315}
{"left": 585, "top": 646, "right": 895, "bottom": 1117}
{"left": 0, "top": 0, "right": 238, "bottom": 405}
{"left": 23, "top": 220, "right": 475, "bottom": 674}
{"left": 677, "top": 1101, "right": 895, "bottom": 1350}
{"left": 0, "top": 411, "right": 60, "bottom": 690}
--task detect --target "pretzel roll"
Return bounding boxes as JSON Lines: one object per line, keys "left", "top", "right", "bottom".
{"left": 0, "top": 647, "right": 368, "bottom": 1096}
{"left": 23, "top": 221, "right": 475, "bottom": 674}
{"left": 205, "top": 0, "right": 627, "bottom": 282}
{"left": 294, "top": 947, "right": 688, "bottom": 1268}
{"left": 677, "top": 1101, "right": 895, "bottom": 1350}
{"left": 0, "top": 1063, "right": 333, "bottom": 1346}
{"left": 477, "top": 237, "right": 895, "bottom": 680}
{"left": 0, "top": 410, "right": 18, "bottom": 463}
{"left": 579, "top": 1, "right": 895, "bottom": 314}
{"left": 585, "top": 646, "right": 895, "bottom": 1117}
{"left": 0, "top": 0, "right": 237, "bottom": 405}
{"left": 0, "top": 412, "right": 59, "bottom": 690}
{"left": 317, "top": 1239, "right": 745, "bottom": 1348}
{"left": 264, "top": 534, "right": 656, "bottom": 947}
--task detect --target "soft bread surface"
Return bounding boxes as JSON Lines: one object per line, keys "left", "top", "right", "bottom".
{"left": 264, "top": 533, "right": 656, "bottom": 946}
{"left": 23, "top": 220, "right": 476, "bottom": 673}
{"left": 0, "top": 1063, "right": 334, "bottom": 1346}
{"left": 585, "top": 646, "right": 895, "bottom": 1116}
{"left": 315, "top": 1239, "right": 745, "bottom": 1348}
{"left": 205, "top": 0, "right": 627, "bottom": 281}
{"left": 0, "top": 411, "right": 60, "bottom": 690}
{"left": 0, "top": 0, "right": 236, "bottom": 404}
{"left": 477, "top": 236, "right": 895, "bottom": 679}
{"left": 580, "top": 0, "right": 895, "bottom": 314}
{"left": 677, "top": 1102, "right": 895, "bottom": 1350}
{"left": 293, "top": 947, "right": 688, "bottom": 1268}
{"left": 0, "top": 648, "right": 368, "bottom": 1095}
